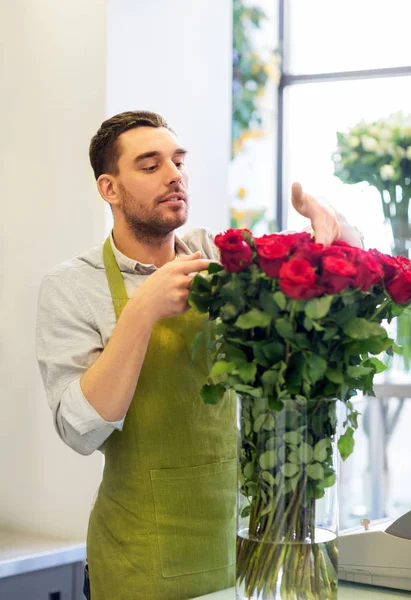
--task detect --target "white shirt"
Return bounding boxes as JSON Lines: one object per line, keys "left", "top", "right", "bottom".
{"left": 36, "top": 219, "right": 364, "bottom": 456}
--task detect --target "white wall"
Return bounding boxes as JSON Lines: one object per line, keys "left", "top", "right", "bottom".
{"left": 0, "top": 0, "right": 107, "bottom": 540}
{"left": 0, "top": 0, "right": 233, "bottom": 541}
{"left": 107, "top": 0, "right": 233, "bottom": 235}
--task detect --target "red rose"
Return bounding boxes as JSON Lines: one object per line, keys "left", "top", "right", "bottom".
{"left": 369, "top": 249, "right": 400, "bottom": 283}
{"left": 254, "top": 234, "right": 279, "bottom": 247}
{"left": 279, "top": 258, "right": 323, "bottom": 299}
{"left": 352, "top": 250, "right": 384, "bottom": 291}
{"left": 280, "top": 232, "right": 312, "bottom": 251}
{"left": 214, "top": 229, "right": 253, "bottom": 273}
{"left": 255, "top": 235, "right": 290, "bottom": 278}
{"left": 293, "top": 242, "right": 324, "bottom": 266}
{"left": 322, "top": 255, "right": 357, "bottom": 293}
{"left": 386, "top": 259, "right": 411, "bottom": 304}
{"left": 323, "top": 242, "right": 359, "bottom": 262}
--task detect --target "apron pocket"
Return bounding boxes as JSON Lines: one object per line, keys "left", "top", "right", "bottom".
{"left": 150, "top": 458, "right": 237, "bottom": 578}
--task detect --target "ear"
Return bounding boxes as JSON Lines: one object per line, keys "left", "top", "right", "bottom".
{"left": 97, "top": 174, "right": 120, "bottom": 208}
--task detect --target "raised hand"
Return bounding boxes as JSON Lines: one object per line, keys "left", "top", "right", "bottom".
{"left": 291, "top": 182, "right": 341, "bottom": 247}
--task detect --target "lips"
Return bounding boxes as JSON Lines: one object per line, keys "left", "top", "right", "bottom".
{"left": 161, "top": 193, "right": 185, "bottom": 203}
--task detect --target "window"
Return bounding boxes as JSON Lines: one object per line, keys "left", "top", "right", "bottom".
{"left": 277, "top": 0, "right": 411, "bottom": 530}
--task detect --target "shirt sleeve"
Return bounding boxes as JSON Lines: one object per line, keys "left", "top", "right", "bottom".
{"left": 36, "top": 271, "right": 124, "bottom": 455}
{"left": 182, "top": 228, "right": 221, "bottom": 261}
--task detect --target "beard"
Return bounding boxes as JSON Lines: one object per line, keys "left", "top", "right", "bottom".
{"left": 119, "top": 184, "right": 189, "bottom": 244}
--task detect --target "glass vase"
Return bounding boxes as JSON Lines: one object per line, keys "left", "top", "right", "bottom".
{"left": 236, "top": 395, "right": 339, "bottom": 600}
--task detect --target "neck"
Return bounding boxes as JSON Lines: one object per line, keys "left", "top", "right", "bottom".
{"left": 112, "top": 223, "right": 176, "bottom": 267}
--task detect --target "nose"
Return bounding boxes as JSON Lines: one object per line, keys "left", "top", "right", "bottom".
{"left": 165, "top": 160, "right": 182, "bottom": 186}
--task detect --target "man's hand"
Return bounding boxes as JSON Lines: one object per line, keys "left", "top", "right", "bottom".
{"left": 131, "top": 252, "right": 211, "bottom": 323}
{"left": 291, "top": 182, "right": 341, "bottom": 247}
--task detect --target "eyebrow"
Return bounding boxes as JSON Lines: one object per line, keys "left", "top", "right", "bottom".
{"left": 133, "top": 148, "right": 188, "bottom": 164}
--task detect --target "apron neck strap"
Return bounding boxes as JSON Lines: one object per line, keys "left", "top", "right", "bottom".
{"left": 103, "top": 237, "right": 129, "bottom": 321}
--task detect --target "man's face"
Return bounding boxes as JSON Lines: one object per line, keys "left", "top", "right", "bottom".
{"left": 113, "top": 126, "right": 189, "bottom": 240}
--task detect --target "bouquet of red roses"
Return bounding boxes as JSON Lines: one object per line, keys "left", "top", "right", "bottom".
{"left": 189, "top": 230, "right": 411, "bottom": 600}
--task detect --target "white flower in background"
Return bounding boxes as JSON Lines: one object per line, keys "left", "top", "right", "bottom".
{"left": 379, "top": 142, "right": 395, "bottom": 156}
{"left": 380, "top": 164, "right": 395, "bottom": 180}
{"left": 396, "top": 146, "right": 406, "bottom": 158}
{"left": 406, "top": 146, "right": 411, "bottom": 160}
{"left": 348, "top": 151, "right": 359, "bottom": 162}
{"left": 369, "top": 126, "right": 380, "bottom": 137}
{"left": 348, "top": 136, "right": 360, "bottom": 148}
{"left": 379, "top": 128, "right": 392, "bottom": 141}
{"left": 361, "top": 136, "right": 378, "bottom": 152}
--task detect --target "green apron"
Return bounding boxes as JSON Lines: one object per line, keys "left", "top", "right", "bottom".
{"left": 87, "top": 238, "right": 237, "bottom": 600}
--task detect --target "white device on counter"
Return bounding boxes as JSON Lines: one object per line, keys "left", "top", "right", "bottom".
{"left": 338, "top": 510, "right": 411, "bottom": 590}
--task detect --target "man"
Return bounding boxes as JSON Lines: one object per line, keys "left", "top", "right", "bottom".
{"left": 36, "top": 111, "right": 363, "bottom": 600}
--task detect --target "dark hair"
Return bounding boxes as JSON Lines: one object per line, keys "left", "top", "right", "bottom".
{"left": 89, "top": 110, "right": 171, "bottom": 180}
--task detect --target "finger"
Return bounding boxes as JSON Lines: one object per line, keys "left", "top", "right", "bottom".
{"left": 291, "top": 182, "right": 303, "bottom": 209}
{"left": 178, "top": 259, "right": 212, "bottom": 274}
{"left": 176, "top": 251, "right": 202, "bottom": 261}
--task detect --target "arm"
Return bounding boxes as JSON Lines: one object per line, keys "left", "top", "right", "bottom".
{"left": 36, "top": 253, "right": 210, "bottom": 455}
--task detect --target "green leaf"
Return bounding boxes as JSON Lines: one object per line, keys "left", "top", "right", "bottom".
{"left": 252, "top": 397, "right": 269, "bottom": 417}
{"left": 261, "top": 369, "right": 278, "bottom": 395}
{"left": 246, "top": 482, "right": 257, "bottom": 497}
{"left": 263, "top": 414, "right": 275, "bottom": 431}
{"left": 253, "top": 413, "right": 267, "bottom": 433}
{"left": 366, "top": 357, "right": 388, "bottom": 374}
{"left": 306, "top": 355, "right": 327, "bottom": 384}
{"left": 297, "top": 442, "right": 314, "bottom": 464}
{"left": 268, "top": 397, "right": 284, "bottom": 411}
{"left": 235, "top": 384, "right": 263, "bottom": 398}
{"left": 188, "top": 291, "right": 210, "bottom": 313}
{"left": 191, "top": 331, "right": 204, "bottom": 361}
{"left": 306, "top": 463, "right": 324, "bottom": 480}
{"left": 347, "top": 365, "right": 373, "bottom": 378}
{"left": 208, "top": 262, "right": 224, "bottom": 274}
{"left": 281, "top": 463, "right": 300, "bottom": 478}
{"left": 303, "top": 316, "right": 314, "bottom": 331}
{"left": 323, "top": 472, "right": 336, "bottom": 488}
{"left": 326, "top": 368, "right": 343, "bottom": 384}
{"left": 288, "top": 452, "right": 300, "bottom": 465}
{"left": 200, "top": 384, "right": 226, "bottom": 405}
{"left": 261, "top": 471, "right": 276, "bottom": 486}
{"left": 338, "top": 427, "right": 355, "bottom": 461}
{"left": 253, "top": 343, "right": 270, "bottom": 367}
{"left": 273, "top": 291, "right": 287, "bottom": 310}
{"left": 275, "top": 318, "right": 294, "bottom": 339}
{"left": 240, "top": 505, "right": 251, "bottom": 518}
{"left": 322, "top": 327, "right": 339, "bottom": 341}
{"left": 235, "top": 309, "right": 272, "bottom": 329}
{"left": 238, "top": 362, "right": 257, "bottom": 384}
{"left": 226, "top": 344, "right": 248, "bottom": 364}
{"left": 304, "top": 295, "right": 334, "bottom": 320}
{"left": 313, "top": 439, "right": 329, "bottom": 462}
{"left": 210, "top": 360, "right": 235, "bottom": 377}
{"left": 220, "top": 303, "right": 239, "bottom": 321}
{"left": 259, "top": 450, "right": 277, "bottom": 470}
{"left": 343, "top": 318, "right": 386, "bottom": 340}
{"left": 266, "top": 437, "right": 277, "bottom": 451}
{"left": 283, "top": 431, "right": 302, "bottom": 445}
{"left": 262, "top": 341, "right": 286, "bottom": 363}
{"left": 190, "top": 273, "right": 211, "bottom": 293}
{"left": 243, "top": 462, "right": 254, "bottom": 479}
{"left": 259, "top": 289, "right": 280, "bottom": 317}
